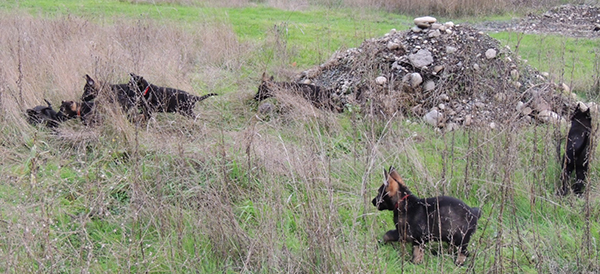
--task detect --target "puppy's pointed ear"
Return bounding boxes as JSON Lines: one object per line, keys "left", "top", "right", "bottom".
{"left": 389, "top": 169, "right": 406, "bottom": 188}
{"left": 85, "top": 74, "right": 94, "bottom": 85}
{"left": 262, "top": 72, "right": 269, "bottom": 82}
{"left": 385, "top": 166, "right": 399, "bottom": 196}
{"left": 383, "top": 168, "right": 389, "bottom": 187}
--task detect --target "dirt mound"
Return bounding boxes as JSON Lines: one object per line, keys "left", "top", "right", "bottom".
{"left": 294, "top": 17, "right": 575, "bottom": 130}
{"left": 476, "top": 4, "right": 600, "bottom": 38}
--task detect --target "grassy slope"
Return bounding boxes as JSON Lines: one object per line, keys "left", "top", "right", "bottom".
{"left": 0, "top": 1, "right": 599, "bottom": 273}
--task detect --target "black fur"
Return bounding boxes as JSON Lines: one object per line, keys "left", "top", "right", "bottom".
{"left": 559, "top": 103, "right": 592, "bottom": 196}
{"left": 128, "top": 73, "right": 217, "bottom": 118}
{"left": 372, "top": 166, "right": 481, "bottom": 266}
{"left": 255, "top": 73, "right": 342, "bottom": 112}
{"left": 26, "top": 99, "right": 65, "bottom": 128}
{"left": 82, "top": 74, "right": 139, "bottom": 115}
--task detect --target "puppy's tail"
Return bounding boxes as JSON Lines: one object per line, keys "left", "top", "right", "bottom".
{"left": 195, "top": 93, "right": 218, "bottom": 102}
{"left": 470, "top": 207, "right": 482, "bottom": 219}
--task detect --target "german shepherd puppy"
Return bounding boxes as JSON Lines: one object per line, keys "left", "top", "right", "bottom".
{"left": 82, "top": 74, "right": 139, "bottom": 115}
{"left": 59, "top": 100, "right": 95, "bottom": 125}
{"left": 128, "top": 73, "right": 217, "bottom": 118}
{"left": 255, "top": 73, "right": 342, "bottom": 112}
{"left": 559, "top": 102, "right": 592, "bottom": 196}
{"left": 372, "top": 167, "right": 481, "bottom": 265}
{"left": 26, "top": 99, "right": 65, "bottom": 128}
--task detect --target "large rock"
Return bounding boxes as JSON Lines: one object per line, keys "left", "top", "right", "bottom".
{"left": 423, "top": 108, "right": 442, "bottom": 126}
{"left": 408, "top": 49, "right": 434, "bottom": 68}
{"left": 414, "top": 16, "right": 437, "bottom": 29}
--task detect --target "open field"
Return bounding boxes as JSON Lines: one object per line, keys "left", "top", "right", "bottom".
{"left": 1, "top": 1, "right": 599, "bottom": 273}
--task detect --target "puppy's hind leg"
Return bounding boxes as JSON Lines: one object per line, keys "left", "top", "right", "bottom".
{"left": 383, "top": 229, "right": 400, "bottom": 243}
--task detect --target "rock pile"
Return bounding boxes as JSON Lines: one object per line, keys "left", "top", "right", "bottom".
{"left": 295, "top": 16, "right": 576, "bottom": 130}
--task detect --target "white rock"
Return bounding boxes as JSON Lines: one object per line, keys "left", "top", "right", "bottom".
{"left": 387, "top": 41, "right": 401, "bottom": 50}
{"left": 414, "top": 16, "right": 437, "bottom": 28}
{"left": 428, "top": 29, "right": 441, "bottom": 37}
{"left": 423, "top": 108, "right": 442, "bottom": 127}
{"left": 424, "top": 80, "right": 435, "bottom": 92}
{"left": 446, "top": 46, "right": 458, "bottom": 54}
{"left": 408, "top": 49, "right": 434, "bottom": 68}
{"left": 510, "top": 69, "right": 519, "bottom": 80}
{"left": 409, "top": 73, "right": 423, "bottom": 87}
{"left": 516, "top": 101, "right": 524, "bottom": 112}
{"left": 445, "top": 122, "right": 459, "bottom": 132}
{"left": 577, "top": 101, "right": 589, "bottom": 112}
{"left": 485, "top": 48, "right": 497, "bottom": 59}
{"left": 514, "top": 82, "right": 522, "bottom": 89}
{"left": 560, "top": 83, "right": 570, "bottom": 93}
{"left": 375, "top": 76, "right": 387, "bottom": 85}
{"left": 465, "top": 114, "right": 472, "bottom": 126}
{"left": 587, "top": 102, "right": 598, "bottom": 114}
{"left": 439, "top": 94, "right": 449, "bottom": 101}
{"left": 444, "top": 21, "right": 455, "bottom": 28}
{"left": 411, "top": 26, "right": 422, "bottom": 33}
{"left": 489, "top": 122, "right": 497, "bottom": 129}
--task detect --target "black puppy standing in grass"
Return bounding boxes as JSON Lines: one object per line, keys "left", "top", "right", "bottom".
{"left": 372, "top": 167, "right": 481, "bottom": 266}
{"left": 82, "top": 74, "right": 143, "bottom": 121}
{"left": 559, "top": 102, "right": 593, "bottom": 196}
{"left": 128, "top": 73, "right": 217, "bottom": 118}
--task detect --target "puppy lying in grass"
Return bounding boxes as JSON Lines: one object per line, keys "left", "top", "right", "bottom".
{"left": 255, "top": 72, "right": 342, "bottom": 113}
{"left": 128, "top": 73, "right": 217, "bottom": 118}
{"left": 26, "top": 99, "right": 65, "bottom": 128}
{"left": 372, "top": 166, "right": 481, "bottom": 265}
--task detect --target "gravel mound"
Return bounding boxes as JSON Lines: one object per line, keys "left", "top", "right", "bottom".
{"left": 294, "top": 17, "right": 575, "bottom": 130}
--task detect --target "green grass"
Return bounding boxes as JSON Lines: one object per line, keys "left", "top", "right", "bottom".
{"left": 490, "top": 32, "right": 599, "bottom": 93}
{"left": 2, "top": 0, "right": 412, "bottom": 68}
